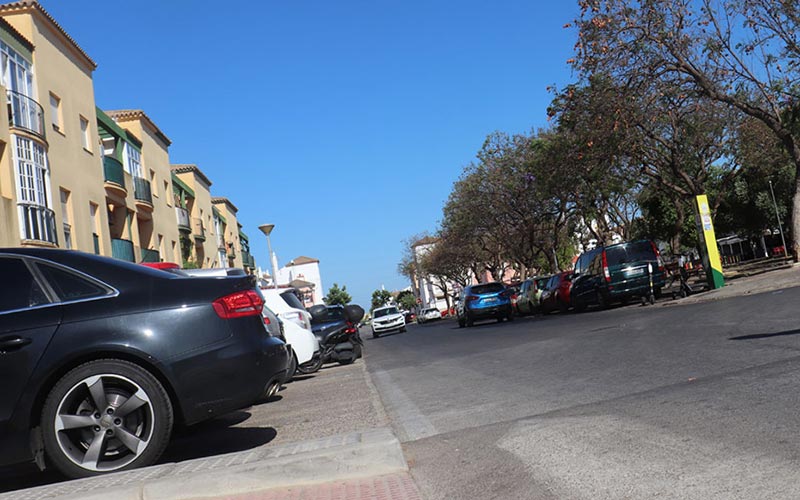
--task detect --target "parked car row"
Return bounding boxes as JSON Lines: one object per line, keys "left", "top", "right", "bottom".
{"left": 517, "top": 240, "right": 666, "bottom": 315}
{"left": 0, "top": 249, "right": 364, "bottom": 480}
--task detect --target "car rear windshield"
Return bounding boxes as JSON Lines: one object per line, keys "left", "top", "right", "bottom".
{"left": 470, "top": 283, "right": 504, "bottom": 295}
{"left": 606, "top": 241, "right": 656, "bottom": 266}
{"left": 280, "top": 290, "right": 307, "bottom": 310}
{"left": 374, "top": 307, "right": 399, "bottom": 318}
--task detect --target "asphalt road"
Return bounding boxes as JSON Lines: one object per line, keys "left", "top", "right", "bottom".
{"left": 365, "top": 289, "right": 800, "bottom": 500}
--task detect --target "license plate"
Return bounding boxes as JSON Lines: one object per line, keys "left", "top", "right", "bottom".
{"left": 484, "top": 297, "right": 498, "bottom": 303}
{"left": 628, "top": 268, "right": 644, "bottom": 276}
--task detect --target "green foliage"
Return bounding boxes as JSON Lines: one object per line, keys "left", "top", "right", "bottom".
{"left": 397, "top": 290, "right": 417, "bottom": 311}
{"left": 323, "top": 283, "right": 351, "bottom": 306}
{"left": 371, "top": 289, "right": 393, "bottom": 311}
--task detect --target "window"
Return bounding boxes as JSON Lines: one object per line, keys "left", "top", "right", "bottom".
{"left": 79, "top": 116, "right": 90, "bottom": 150}
{"left": 102, "top": 137, "right": 115, "bottom": 157}
{"left": 36, "top": 263, "right": 108, "bottom": 301}
{"left": 89, "top": 202, "right": 100, "bottom": 254}
{"left": 123, "top": 142, "right": 142, "bottom": 177}
{"left": 0, "top": 257, "right": 49, "bottom": 312}
{"left": 15, "top": 136, "right": 49, "bottom": 207}
{"left": 49, "top": 93, "right": 62, "bottom": 131}
{"left": 60, "top": 188, "right": 71, "bottom": 249}
{"left": 164, "top": 181, "right": 170, "bottom": 205}
{"left": 150, "top": 169, "right": 157, "bottom": 197}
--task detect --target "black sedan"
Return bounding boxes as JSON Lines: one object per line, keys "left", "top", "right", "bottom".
{"left": 0, "top": 249, "right": 290, "bottom": 478}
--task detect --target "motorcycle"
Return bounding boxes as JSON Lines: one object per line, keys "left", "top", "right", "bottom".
{"left": 305, "top": 304, "right": 365, "bottom": 367}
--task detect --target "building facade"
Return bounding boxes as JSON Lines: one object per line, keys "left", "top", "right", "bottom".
{"left": 277, "top": 255, "right": 324, "bottom": 306}
{"left": 171, "top": 164, "right": 223, "bottom": 268}
{"left": 0, "top": 3, "right": 110, "bottom": 254}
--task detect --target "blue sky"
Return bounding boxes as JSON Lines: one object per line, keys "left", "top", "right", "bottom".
{"left": 42, "top": 0, "right": 579, "bottom": 307}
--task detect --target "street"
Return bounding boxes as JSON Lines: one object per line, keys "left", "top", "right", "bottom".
{"left": 366, "top": 288, "right": 800, "bottom": 500}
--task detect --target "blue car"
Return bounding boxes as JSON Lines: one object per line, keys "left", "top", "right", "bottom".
{"left": 456, "top": 282, "right": 514, "bottom": 327}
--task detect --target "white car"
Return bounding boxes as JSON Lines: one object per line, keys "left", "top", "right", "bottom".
{"left": 419, "top": 307, "right": 442, "bottom": 323}
{"left": 371, "top": 306, "right": 406, "bottom": 338}
{"left": 260, "top": 287, "right": 313, "bottom": 331}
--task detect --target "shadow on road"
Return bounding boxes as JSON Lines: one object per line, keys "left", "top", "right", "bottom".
{"left": 729, "top": 328, "right": 800, "bottom": 341}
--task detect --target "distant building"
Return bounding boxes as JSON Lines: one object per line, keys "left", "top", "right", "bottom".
{"left": 276, "top": 255, "right": 325, "bottom": 306}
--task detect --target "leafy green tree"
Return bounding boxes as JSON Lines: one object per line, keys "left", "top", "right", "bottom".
{"left": 371, "top": 289, "right": 393, "bottom": 311}
{"left": 572, "top": 0, "right": 800, "bottom": 257}
{"left": 323, "top": 283, "right": 351, "bottom": 305}
{"left": 397, "top": 290, "right": 417, "bottom": 311}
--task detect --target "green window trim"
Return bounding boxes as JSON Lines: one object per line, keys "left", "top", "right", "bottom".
{"left": 0, "top": 21, "right": 32, "bottom": 62}
{"left": 212, "top": 207, "right": 227, "bottom": 225}
{"left": 171, "top": 173, "right": 195, "bottom": 198}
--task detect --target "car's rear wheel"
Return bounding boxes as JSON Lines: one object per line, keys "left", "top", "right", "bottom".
{"left": 41, "top": 359, "right": 173, "bottom": 479}
{"left": 466, "top": 313, "right": 474, "bottom": 327}
{"left": 297, "top": 353, "right": 324, "bottom": 374}
{"left": 596, "top": 290, "right": 608, "bottom": 310}
{"left": 458, "top": 316, "right": 465, "bottom": 328}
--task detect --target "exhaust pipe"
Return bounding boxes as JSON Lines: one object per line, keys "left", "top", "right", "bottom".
{"left": 264, "top": 381, "right": 281, "bottom": 399}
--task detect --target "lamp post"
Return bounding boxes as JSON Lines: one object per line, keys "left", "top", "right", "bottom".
{"left": 258, "top": 223, "right": 279, "bottom": 289}
{"left": 768, "top": 180, "right": 788, "bottom": 258}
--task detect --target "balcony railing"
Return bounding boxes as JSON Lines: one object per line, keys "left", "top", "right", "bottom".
{"left": 133, "top": 177, "right": 152, "bottom": 205}
{"left": 7, "top": 89, "right": 45, "bottom": 139}
{"left": 111, "top": 238, "right": 135, "bottom": 262}
{"left": 193, "top": 218, "right": 206, "bottom": 241}
{"left": 140, "top": 248, "right": 160, "bottom": 263}
{"left": 18, "top": 203, "right": 57, "bottom": 244}
{"left": 103, "top": 156, "right": 126, "bottom": 190}
{"left": 175, "top": 207, "right": 190, "bottom": 232}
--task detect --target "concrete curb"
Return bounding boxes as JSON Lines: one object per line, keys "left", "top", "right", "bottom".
{"left": 4, "top": 428, "right": 407, "bottom": 500}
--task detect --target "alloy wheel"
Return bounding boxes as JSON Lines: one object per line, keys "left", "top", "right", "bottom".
{"left": 53, "top": 374, "right": 155, "bottom": 472}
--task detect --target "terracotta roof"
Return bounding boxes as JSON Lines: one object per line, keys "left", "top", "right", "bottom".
{"left": 286, "top": 256, "right": 319, "bottom": 266}
{"left": 211, "top": 197, "right": 239, "bottom": 213}
{"left": 289, "top": 278, "right": 315, "bottom": 289}
{"left": 171, "top": 164, "right": 213, "bottom": 187}
{"left": 412, "top": 236, "right": 439, "bottom": 248}
{"left": 104, "top": 109, "right": 172, "bottom": 146}
{"left": 0, "top": 1, "right": 96, "bottom": 69}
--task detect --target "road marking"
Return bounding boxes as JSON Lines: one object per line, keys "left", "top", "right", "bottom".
{"left": 371, "top": 370, "right": 438, "bottom": 442}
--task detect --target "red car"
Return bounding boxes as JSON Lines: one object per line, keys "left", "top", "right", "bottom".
{"left": 540, "top": 271, "right": 572, "bottom": 314}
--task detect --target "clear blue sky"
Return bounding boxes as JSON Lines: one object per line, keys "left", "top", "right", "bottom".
{"left": 42, "top": 0, "right": 579, "bottom": 307}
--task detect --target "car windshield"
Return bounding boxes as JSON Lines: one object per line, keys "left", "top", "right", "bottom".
{"left": 374, "top": 307, "right": 399, "bottom": 318}
{"left": 606, "top": 241, "right": 656, "bottom": 266}
{"left": 470, "top": 283, "right": 504, "bottom": 295}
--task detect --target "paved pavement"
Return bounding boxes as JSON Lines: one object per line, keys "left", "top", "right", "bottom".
{"left": 0, "top": 362, "right": 418, "bottom": 500}
{"left": 366, "top": 285, "right": 800, "bottom": 499}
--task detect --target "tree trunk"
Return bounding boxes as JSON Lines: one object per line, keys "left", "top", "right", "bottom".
{"left": 671, "top": 202, "right": 685, "bottom": 255}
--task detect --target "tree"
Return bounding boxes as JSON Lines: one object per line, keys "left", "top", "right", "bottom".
{"left": 323, "top": 283, "right": 351, "bottom": 305}
{"left": 397, "top": 290, "right": 417, "bottom": 311}
{"left": 371, "top": 289, "right": 393, "bottom": 311}
{"left": 573, "top": 0, "right": 800, "bottom": 258}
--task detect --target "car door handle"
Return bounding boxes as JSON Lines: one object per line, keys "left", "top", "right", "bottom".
{"left": 0, "top": 336, "right": 32, "bottom": 351}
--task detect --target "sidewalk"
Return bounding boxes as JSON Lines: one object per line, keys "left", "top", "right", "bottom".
{"left": 0, "top": 362, "right": 422, "bottom": 500}
{"left": 663, "top": 262, "right": 800, "bottom": 306}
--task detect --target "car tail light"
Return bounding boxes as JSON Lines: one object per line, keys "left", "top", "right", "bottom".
{"left": 213, "top": 290, "right": 264, "bottom": 319}
{"left": 262, "top": 314, "right": 271, "bottom": 325}
{"left": 650, "top": 241, "right": 665, "bottom": 271}
{"left": 466, "top": 295, "right": 479, "bottom": 302}
{"left": 602, "top": 251, "right": 611, "bottom": 282}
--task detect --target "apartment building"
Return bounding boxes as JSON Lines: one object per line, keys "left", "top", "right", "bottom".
{"left": 0, "top": 2, "right": 110, "bottom": 253}
{"left": 102, "top": 109, "right": 180, "bottom": 264}
{"left": 211, "top": 196, "right": 242, "bottom": 268}
{"left": 171, "top": 164, "right": 222, "bottom": 268}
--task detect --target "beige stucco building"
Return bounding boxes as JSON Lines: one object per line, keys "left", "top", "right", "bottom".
{"left": 211, "top": 197, "right": 243, "bottom": 268}
{"left": 0, "top": 2, "right": 111, "bottom": 253}
{"left": 101, "top": 109, "right": 181, "bottom": 264}
{"left": 171, "top": 164, "right": 223, "bottom": 268}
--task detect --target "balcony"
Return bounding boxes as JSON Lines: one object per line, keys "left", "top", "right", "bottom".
{"left": 18, "top": 203, "right": 57, "bottom": 245}
{"left": 193, "top": 218, "right": 206, "bottom": 242}
{"left": 176, "top": 207, "right": 191, "bottom": 232}
{"left": 111, "top": 238, "right": 135, "bottom": 262}
{"left": 133, "top": 177, "right": 153, "bottom": 208}
{"left": 103, "top": 156, "right": 126, "bottom": 196}
{"left": 7, "top": 89, "right": 45, "bottom": 139}
{"left": 140, "top": 248, "right": 160, "bottom": 263}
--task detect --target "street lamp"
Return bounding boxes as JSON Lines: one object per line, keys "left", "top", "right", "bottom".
{"left": 258, "top": 223, "right": 279, "bottom": 289}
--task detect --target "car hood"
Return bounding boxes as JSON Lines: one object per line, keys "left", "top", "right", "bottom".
{"left": 374, "top": 313, "right": 403, "bottom": 322}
